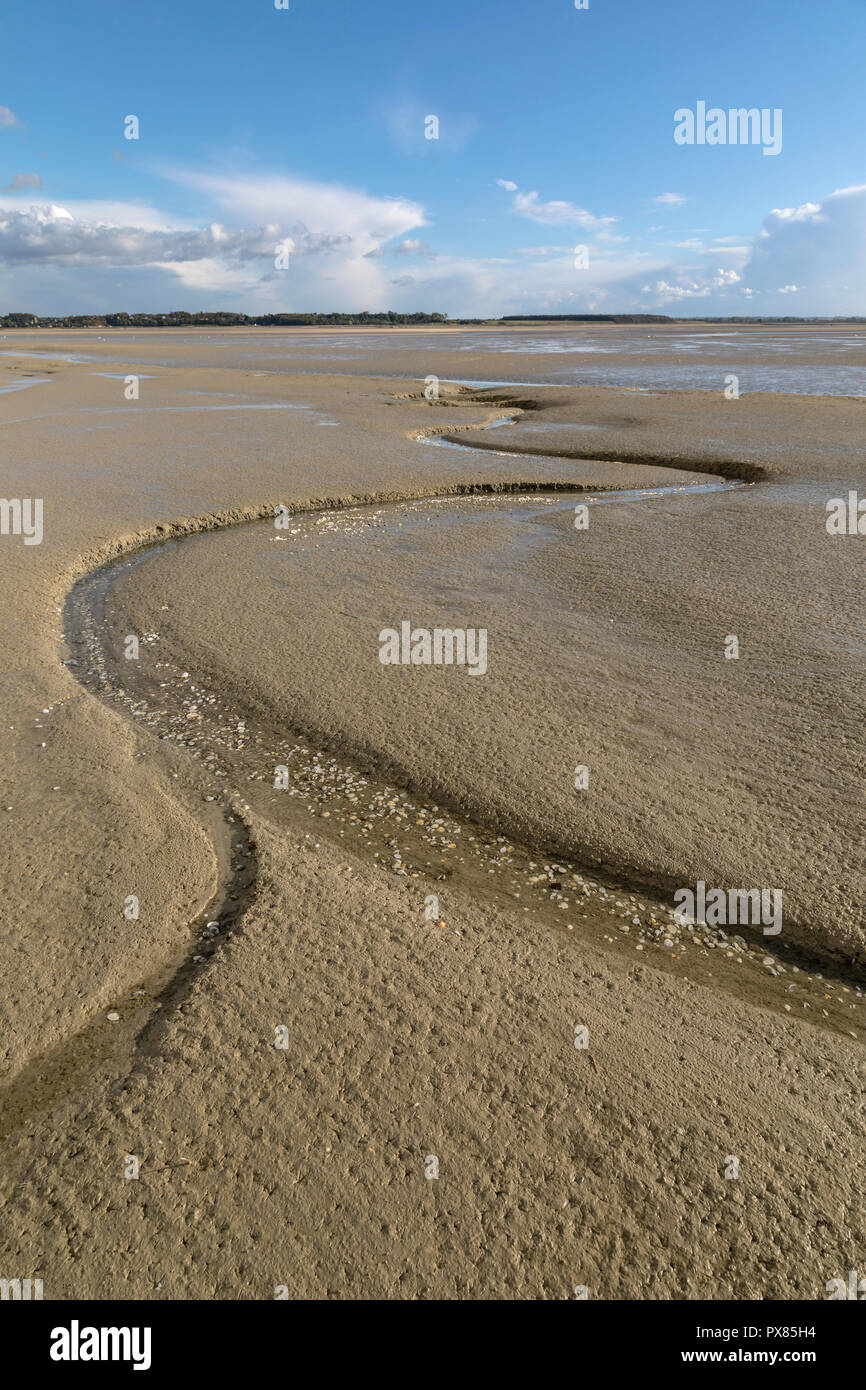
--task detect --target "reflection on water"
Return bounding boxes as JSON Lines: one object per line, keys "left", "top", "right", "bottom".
{"left": 543, "top": 363, "right": 866, "bottom": 396}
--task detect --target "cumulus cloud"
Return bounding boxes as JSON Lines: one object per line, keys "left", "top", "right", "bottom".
{"left": 0, "top": 172, "right": 422, "bottom": 261}
{"left": 640, "top": 278, "right": 710, "bottom": 303}
{"left": 653, "top": 192, "right": 686, "bottom": 206}
{"left": 0, "top": 204, "right": 350, "bottom": 268}
{"left": 496, "top": 179, "right": 518, "bottom": 192}
{"left": 738, "top": 185, "right": 866, "bottom": 311}
{"left": 3, "top": 169, "right": 865, "bottom": 319}
{"left": 0, "top": 171, "right": 430, "bottom": 312}
{"left": 0, "top": 195, "right": 193, "bottom": 229}
{"left": 712, "top": 268, "right": 741, "bottom": 286}
{"left": 625, "top": 184, "right": 866, "bottom": 313}
{"left": 0, "top": 105, "right": 21, "bottom": 129}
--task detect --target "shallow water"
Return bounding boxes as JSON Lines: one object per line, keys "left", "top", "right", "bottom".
{"left": 0, "top": 376, "right": 52, "bottom": 394}
{"left": 542, "top": 362, "right": 866, "bottom": 395}
{"left": 4, "top": 327, "right": 866, "bottom": 395}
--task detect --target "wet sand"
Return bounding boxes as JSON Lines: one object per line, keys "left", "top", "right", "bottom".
{"left": 0, "top": 328, "right": 864, "bottom": 1299}
{"left": 5, "top": 319, "right": 866, "bottom": 393}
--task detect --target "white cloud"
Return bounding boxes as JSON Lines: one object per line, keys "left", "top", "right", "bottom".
{"left": 500, "top": 182, "right": 617, "bottom": 229}
{"left": 4, "top": 170, "right": 866, "bottom": 319}
{"left": 0, "top": 205, "right": 318, "bottom": 267}
{"left": 0, "top": 172, "right": 429, "bottom": 310}
{"left": 653, "top": 192, "right": 686, "bottom": 206}
{"left": 769, "top": 201, "right": 822, "bottom": 224}
{"left": 378, "top": 245, "right": 676, "bottom": 317}
{"left": 739, "top": 184, "right": 866, "bottom": 311}
{"left": 640, "top": 278, "right": 710, "bottom": 302}
{"left": 496, "top": 179, "right": 518, "bottom": 192}
{"left": 513, "top": 190, "right": 617, "bottom": 228}
{"left": 632, "top": 184, "right": 866, "bottom": 313}
{"left": 0, "top": 105, "right": 21, "bottom": 129}
{"left": 0, "top": 196, "right": 193, "bottom": 228}
{"left": 165, "top": 170, "right": 425, "bottom": 252}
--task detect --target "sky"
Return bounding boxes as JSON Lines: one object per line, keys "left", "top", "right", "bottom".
{"left": 2, "top": 0, "right": 866, "bottom": 318}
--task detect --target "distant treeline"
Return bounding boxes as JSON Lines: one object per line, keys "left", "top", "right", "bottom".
{"left": 0, "top": 310, "right": 452, "bottom": 329}
{"left": 2, "top": 310, "right": 865, "bottom": 329}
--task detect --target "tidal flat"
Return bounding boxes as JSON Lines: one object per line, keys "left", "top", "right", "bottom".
{"left": 0, "top": 324, "right": 864, "bottom": 1299}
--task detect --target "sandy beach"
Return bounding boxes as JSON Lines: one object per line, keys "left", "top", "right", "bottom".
{"left": 1, "top": 325, "right": 864, "bottom": 1299}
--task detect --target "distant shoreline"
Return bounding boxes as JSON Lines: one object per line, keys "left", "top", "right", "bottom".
{"left": 4, "top": 314, "right": 866, "bottom": 331}
{"left": 4, "top": 318, "right": 866, "bottom": 333}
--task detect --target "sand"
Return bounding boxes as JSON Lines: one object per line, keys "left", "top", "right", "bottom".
{"left": 0, "top": 327, "right": 864, "bottom": 1299}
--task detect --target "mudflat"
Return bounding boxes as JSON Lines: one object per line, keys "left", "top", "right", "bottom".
{"left": 0, "top": 327, "right": 864, "bottom": 1299}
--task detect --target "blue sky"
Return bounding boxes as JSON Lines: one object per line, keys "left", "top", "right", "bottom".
{"left": 2, "top": 0, "right": 866, "bottom": 316}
